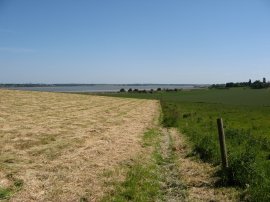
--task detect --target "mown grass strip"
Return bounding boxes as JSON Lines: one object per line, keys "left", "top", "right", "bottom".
{"left": 108, "top": 163, "right": 162, "bottom": 202}
{"left": 103, "top": 128, "right": 187, "bottom": 202}
{"left": 102, "top": 129, "right": 163, "bottom": 201}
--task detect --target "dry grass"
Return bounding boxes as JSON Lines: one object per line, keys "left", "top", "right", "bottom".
{"left": 0, "top": 90, "right": 159, "bottom": 201}
{"left": 169, "top": 129, "right": 239, "bottom": 202}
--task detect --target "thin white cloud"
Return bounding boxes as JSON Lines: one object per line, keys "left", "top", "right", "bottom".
{"left": 0, "top": 47, "right": 35, "bottom": 53}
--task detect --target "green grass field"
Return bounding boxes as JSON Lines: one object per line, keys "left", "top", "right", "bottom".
{"left": 103, "top": 88, "right": 270, "bottom": 201}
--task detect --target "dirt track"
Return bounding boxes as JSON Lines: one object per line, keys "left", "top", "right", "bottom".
{"left": 0, "top": 90, "right": 159, "bottom": 201}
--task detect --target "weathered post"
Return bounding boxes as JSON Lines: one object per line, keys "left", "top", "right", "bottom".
{"left": 217, "top": 118, "right": 228, "bottom": 168}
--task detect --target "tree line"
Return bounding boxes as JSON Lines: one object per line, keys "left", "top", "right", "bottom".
{"left": 210, "top": 78, "right": 270, "bottom": 89}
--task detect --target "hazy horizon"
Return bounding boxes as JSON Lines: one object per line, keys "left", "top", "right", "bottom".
{"left": 1, "top": 0, "right": 270, "bottom": 84}
{"left": 0, "top": 82, "right": 210, "bottom": 85}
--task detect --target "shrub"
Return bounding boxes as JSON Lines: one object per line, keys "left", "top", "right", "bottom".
{"left": 193, "top": 136, "right": 219, "bottom": 163}
{"left": 161, "top": 102, "right": 181, "bottom": 127}
{"left": 182, "top": 113, "right": 191, "bottom": 119}
{"left": 120, "top": 88, "right": 126, "bottom": 93}
{"left": 217, "top": 147, "right": 257, "bottom": 187}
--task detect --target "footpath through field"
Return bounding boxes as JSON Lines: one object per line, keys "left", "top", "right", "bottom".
{"left": 103, "top": 125, "right": 239, "bottom": 201}
{"left": 160, "top": 128, "right": 239, "bottom": 201}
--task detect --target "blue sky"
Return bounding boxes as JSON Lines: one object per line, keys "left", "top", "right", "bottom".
{"left": 1, "top": 0, "right": 270, "bottom": 84}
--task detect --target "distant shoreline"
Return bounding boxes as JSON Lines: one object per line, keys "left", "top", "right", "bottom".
{"left": 0, "top": 83, "right": 209, "bottom": 87}
{"left": 0, "top": 84, "right": 209, "bottom": 93}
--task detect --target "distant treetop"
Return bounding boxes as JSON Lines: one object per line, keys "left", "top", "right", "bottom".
{"left": 210, "top": 78, "right": 269, "bottom": 89}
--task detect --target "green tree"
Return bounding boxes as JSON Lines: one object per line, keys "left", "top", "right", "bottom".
{"left": 120, "top": 88, "right": 126, "bottom": 92}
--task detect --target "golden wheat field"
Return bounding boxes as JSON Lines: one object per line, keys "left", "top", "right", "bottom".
{"left": 0, "top": 90, "right": 159, "bottom": 201}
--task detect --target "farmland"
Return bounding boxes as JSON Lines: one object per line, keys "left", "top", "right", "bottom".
{"left": 0, "top": 90, "right": 159, "bottom": 201}
{"left": 103, "top": 88, "right": 270, "bottom": 201}
{"left": 1, "top": 88, "right": 269, "bottom": 201}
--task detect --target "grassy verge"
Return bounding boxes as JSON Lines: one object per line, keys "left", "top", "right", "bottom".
{"left": 173, "top": 101, "right": 270, "bottom": 201}
{"left": 102, "top": 129, "right": 162, "bottom": 201}
{"left": 102, "top": 128, "right": 185, "bottom": 201}
{"left": 173, "top": 104, "right": 270, "bottom": 201}
{"left": 102, "top": 88, "right": 270, "bottom": 201}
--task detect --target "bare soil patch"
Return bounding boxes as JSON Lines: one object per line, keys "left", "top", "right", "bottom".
{"left": 0, "top": 90, "right": 159, "bottom": 201}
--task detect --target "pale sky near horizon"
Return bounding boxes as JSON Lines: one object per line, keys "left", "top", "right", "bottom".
{"left": 1, "top": 0, "right": 270, "bottom": 84}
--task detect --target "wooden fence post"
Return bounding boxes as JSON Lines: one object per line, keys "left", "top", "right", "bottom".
{"left": 217, "top": 118, "right": 228, "bottom": 168}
